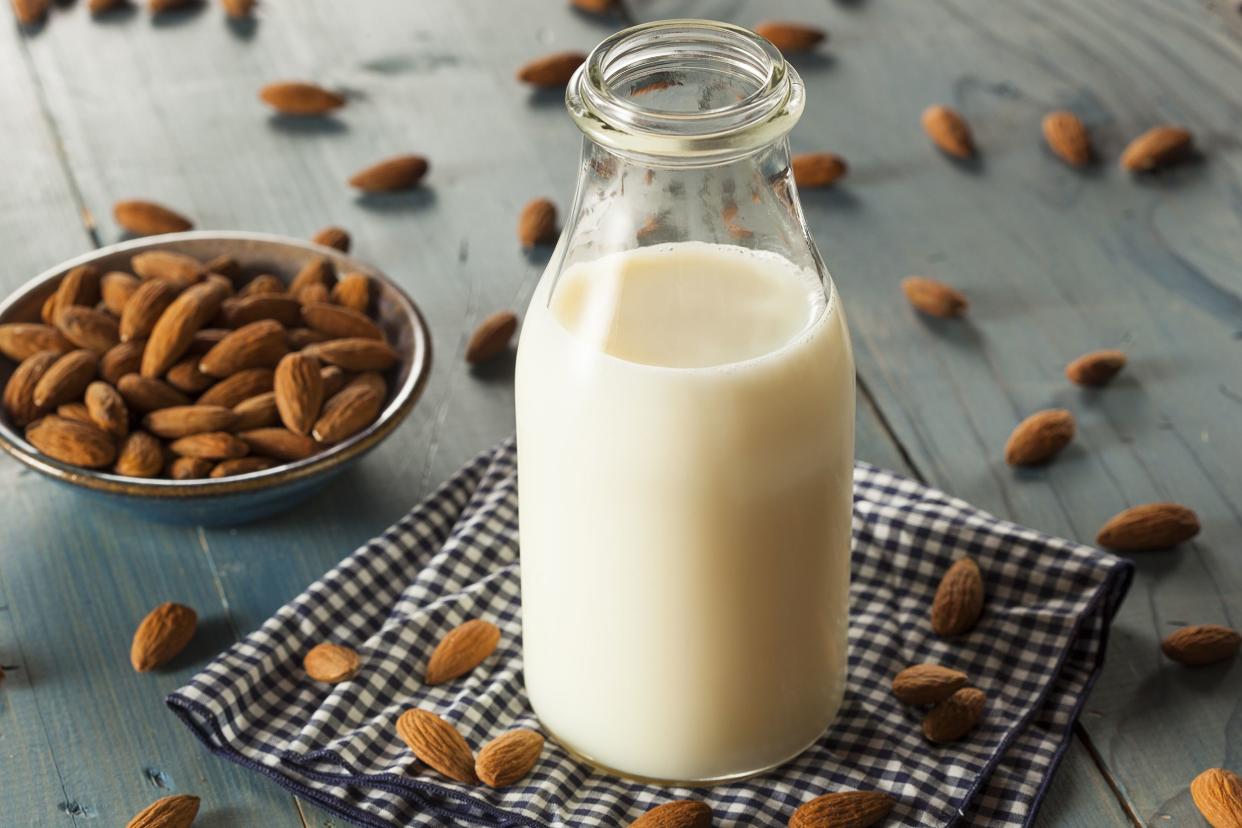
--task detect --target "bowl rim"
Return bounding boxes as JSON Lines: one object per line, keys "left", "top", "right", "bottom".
{"left": 0, "top": 230, "right": 433, "bottom": 499}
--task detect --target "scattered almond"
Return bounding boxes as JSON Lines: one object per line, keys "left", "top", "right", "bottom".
{"left": 303, "top": 642, "right": 360, "bottom": 683}
{"left": 466, "top": 311, "right": 518, "bottom": 365}
{"left": 476, "top": 729, "right": 544, "bottom": 787}
{"left": 4, "top": 351, "right": 61, "bottom": 426}
{"left": 11, "top": 0, "right": 48, "bottom": 26}
{"left": 349, "top": 154, "right": 429, "bottom": 192}
{"left": 221, "top": 0, "right": 254, "bottom": 18}
{"left": 425, "top": 619, "right": 501, "bottom": 685}
{"left": 302, "top": 337, "right": 399, "bottom": 371}
{"left": 892, "top": 663, "right": 969, "bottom": 706}
{"left": 1161, "top": 624, "right": 1241, "bottom": 667}
{"left": 117, "top": 374, "right": 191, "bottom": 412}
{"left": 931, "top": 557, "right": 984, "bottom": 636}
{"left": 130, "top": 601, "right": 197, "bottom": 672}
{"left": 259, "top": 81, "right": 346, "bottom": 116}
{"left": 1096, "top": 502, "right": 1200, "bottom": 551}
{"left": 792, "top": 153, "right": 847, "bottom": 188}
{"left": 125, "top": 794, "right": 200, "bottom": 828}
{"left": 85, "top": 380, "right": 128, "bottom": 438}
{"left": 922, "top": 105, "right": 975, "bottom": 159}
{"left": 901, "top": 276, "right": 967, "bottom": 318}
{"left": 1042, "top": 111, "right": 1092, "bottom": 167}
{"left": 1065, "top": 349, "right": 1126, "bottom": 386}
{"left": 1120, "top": 126, "right": 1192, "bottom": 172}
{"left": 518, "top": 198, "right": 558, "bottom": 247}
{"left": 0, "top": 323, "right": 72, "bottom": 362}
{"left": 197, "top": 367, "right": 274, "bottom": 407}
{"left": 32, "top": 349, "right": 98, "bottom": 409}
{"left": 56, "top": 306, "right": 120, "bottom": 353}
{"left": 131, "top": 250, "right": 204, "bottom": 288}
{"left": 788, "top": 791, "right": 894, "bottom": 828}
{"left": 145, "top": 404, "right": 238, "bottom": 439}
{"left": 570, "top": 0, "right": 615, "bottom": 14}
{"left": 1004, "top": 409, "right": 1075, "bottom": 466}
{"left": 114, "top": 201, "right": 194, "bottom": 237}
{"left": 754, "top": 21, "right": 826, "bottom": 53}
{"left": 115, "top": 431, "right": 164, "bottom": 477}
{"left": 922, "top": 687, "right": 986, "bottom": 743}
{"left": 396, "top": 708, "right": 477, "bottom": 784}
{"left": 516, "top": 51, "right": 586, "bottom": 87}
{"left": 1190, "top": 767, "right": 1242, "bottom": 828}
{"left": 199, "top": 319, "right": 289, "bottom": 377}
{"left": 238, "top": 426, "right": 317, "bottom": 461}
{"left": 169, "top": 431, "right": 250, "bottom": 460}
{"left": 141, "top": 278, "right": 230, "bottom": 377}
{"left": 121, "top": 278, "right": 180, "bottom": 343}
{"left": 629, "top": 800, "right": 712, "bottom": 828}
{"left": 211, "top": 456, "right": 277, "bottom": 477}
{"left": 312, "top": 226, "right": 351, "bottom": 252}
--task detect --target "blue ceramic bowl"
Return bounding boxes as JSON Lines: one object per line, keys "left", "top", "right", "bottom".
{"left": 0, "top": 231, "right": 432, "bottom": 525}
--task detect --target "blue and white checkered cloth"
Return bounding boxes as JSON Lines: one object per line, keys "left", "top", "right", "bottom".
{"left": 168, "top": 438, "right": 1133, "bottom": 826}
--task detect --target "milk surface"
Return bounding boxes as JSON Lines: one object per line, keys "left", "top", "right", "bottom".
{"left": 515, "top": 241, "right": 855, "bottom": 782}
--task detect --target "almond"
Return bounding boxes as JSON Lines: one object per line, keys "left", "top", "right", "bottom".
{"left": 312, "top": 226, "right": 351, "bottom": 252}
{"left": 395, "top": 708, "right": 477, "bottom": 784}
{"left": 115, "top": 431, "right": 165, "bottom": 477}
{"left": 518, "top": 198, "right": 558, "bottom": 247}
{"left": 57, "top": 402, "right": 94, "bottom": 424}
{"left": 922, "top": 687, "right": 986, "bottom": 743}
{"left": 169, "top": 431, "right": 249, "bottom": 460}
{"left": 131, "top": 250, "right": 204, "bottom": 288}
{"left": 101, "top": 271, "right": 141, "bottom": 315}
{"left": 101, "top": 340, "right": 146, "bottom": 385}
{"left": 1042, "top": 111, "right": 1091, "bottom": 167}
{"left": 1004, "top": 408, "right": 1075, "bottom": 466}
{"left": 297, "top": 283, "right": 331, "bottom": 306}
{"left": 120, "top": 278, "right": 180, "bottom": 343}
{"left": 570, "top": 0, "right": 615, "bottom": 14}
{"left": 1120, "top": 126, "right": 1192, "bottom": 172}
{"left": 466, "top": 311, "right": 518, "bottom": 365}
{"left": 792, "top": 153, "right": 847, "bottom": 188}
{"left": 302, "top": 338, "right": 399, "bottom": 371}
{"left": 320, "top": 365, "right": 347, "bottom": 397}
{"left": 3, "top": 351, "right": 60, "bottom": 426}
{"left": 238, "top": 427, "right": 317, "bottom": 461}
{"left": 289, "top": 256, "right": 335, "bottom": 296}
{"left": 287, "top": 327, "right": 332, "bottom": 350}
{"left": 53, "top": 264, "right": 102, "bottom": 316}
{"left": 166, "top": 357, "right": 215, "bottom": 393}
{"left": 196, "top": 367, "right": 274, "bottom": 407}
{"left": 142, "top": 278, "right": 230, "bottom": 377}
{"left": 331, "top": 272, "right": 370, "bottom": 314}
{"left": 922, "top": 105, "right": 975, "bottom": 159}
{"left": 220, "top": 294, "right": 303, "bottom": 328}
{"left": 202, "top": 254, "right": 242, "bottom": 281}
{"left": 301, "top": 302, "right": 382, "bottom": 340}
{"left": 11, "top": 0, "right": 48, "bottom": 25}
{"left": 1191, "top": 767, "right": 1242, "bottom": 828}
{"left": 169, "top": 455, "right": 213, "bottom": 480}
{"left": 26, "top": 415, "right": 117, "bottom": 468}
{"left": 114, "top": 201, "right": 193, "bottom": 237}
{"left": 199, "top": 319, "right": 289, "bottom": 377}
{"left": 232, "top": 391, "right": 279, "bottom": 431}
{"left": 629, "top": 800, "right": 712, "bottom": 828}
{"left": 56, "top": 306, "right": 121, "bottom": 353}
{"left": 238, "top": 274, "right": 286, "bottom": 297}
{"left": 1065, "top": 349, "right": 1126, "bottom": 386}
{"left": 259, "top": 81, "right": 346, "bottom": 116}
{"left": 931, "top": 557, "right": 984, "bottom": 636}
{"left": 189, "top": 328, "right": 230, "bottom": 355}
{"left": 0, "top": 323, "right": 72, "bottom": 361}
{"left": 1096, "top": 502, "right": 1199, "bottom": 551}
{"left": 145, "top": 405, "right": 238, "bottom": 439}
{"left": 476, "top": 729, "right": 544, "bottom": 788}
{"left": 891, "top": 663, "right": 969, "bottom": 706}
{"left": 425, "top": 619, "right": 500, "bottom": 685}
{"left": 516, "top": 51, "right": 586, "bottom": 87}
{"left": 221, "top": 0, "right": 253, "bottom": 18}
{"left": 85, "top": 380, "right": 129, "bottom": 438}
{"left": 1161, "top": 624, "right": 1240, "bottom": 667}
{"left": 40, "top": 293, "right": 57, "bottom": 325}
{"left": 117, "top": 374, "right": 191, "bottom": 412}
{"left": 788, "top": 791, "right": 894, "bottom": 828}
{"left": 348, "top": 154, "right": 430, "bottom": 192}
{"left": 901, "top": 276, "right": 968, "bottom": 318}
{"left": 32, "top": 349, "right": 98, "bottom": 408}
{"left": 130, "top": 601, "right": 196, "bottom": 672}
{"left": 211, "top": 456, "right": 277, "bottom": 478}
{"left": 303, "top": 642, "right": 360, "bottom": 683}
{"left": 312, "top": 380, "right": 384, "bottom": 443}
{"left": 754, "top": 21, "right": 826, "bottom": 52}
{"left": 274, "top": 352, "right": 324, "bottom": 435}
{"left": 125, "top": 794, "right": 200, "bottom": 828}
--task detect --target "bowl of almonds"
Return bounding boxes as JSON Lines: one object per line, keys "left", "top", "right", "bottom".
{"left": 0, "top": 231, "right": 431, "bottom": 525}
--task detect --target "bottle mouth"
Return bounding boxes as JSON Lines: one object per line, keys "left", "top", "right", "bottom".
{"left": 567, "top": 19, "right": 804, "bottom": 166}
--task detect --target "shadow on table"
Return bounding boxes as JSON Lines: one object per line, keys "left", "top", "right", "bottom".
{"left": 267, "top": 114, "right": 348, "bottom": 136}
{"left": 354, "top": 188, "right": 438, "bottom": 214}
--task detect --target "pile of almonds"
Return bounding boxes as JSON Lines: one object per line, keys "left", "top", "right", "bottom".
{"left": 0, "top": 247, "right": 399, "bottom": 479}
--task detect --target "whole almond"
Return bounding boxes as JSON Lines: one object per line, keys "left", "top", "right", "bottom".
{"left": 792, "top": 153, "right": 848, "bottom": 188}
{"left": 26, "top": 415, "right": 117, "bottom": 468}
{"left": 114, "top": 201, "right": 193, "bottom": 236}
{"left": 931, "top": 557, "right": 984, "bottom": 636}
{"left": 221, "top": 0, "right": 253, "bottom": 18}
{"left": 145, "top": 404, "right": 238, "bottom": 439}
{"left": 302, "top": 338, "right": 399, "bottom": 371}
{"left": 922, "top": 105, "right": 975, "bottom": 159}
{"left": 274, "top": 352, "right": 324, "bottom": 435}
{"left": 754, "top": 21, "right": 826, "bottom": 52}
{"left": 132, "top": 250, "right": 204, "bottom": 288}
{"left": 788, "top": 791, "right": 894, "bottom": 828}
{"left": 101, "top": 271, "right": 141, "bottom": 315}
{"left": 142, "top": 278, "right": 230, "bottom": 377}
{"left": 169, "top": 455, "right": 213, "bottom": 480}
{"left": 0, "top": 323, "right": 72, "bottom": 361}
{"left": 125, "top": 794, "right": 200, "bottom": 828}
{"left": 32, "top": 349, "right": 98, "bottom": 408}
{"left": 202, "top": 254, "right": 242, "bottom": 281}
{"left": 101, "top": 340, "right": 146, "bottom": 385}
{"left": 312, "top": 226, "right": 351, "bottom": 252}
{"left": 395, "top": 708, "right": 477, "bottom": 784}
{"left": 166, "top": 357, "right": 215, "bottom": 393}
{"left": 238, "top": 427, "right": 316, "bottom": 461}
{"left": 1042, "top": 111, "right": 1092, "bottom": 167}
{"left": 85, "top": 380, "right": 129, "bottom": 438}
{"left": 239, "top": 274, "right": 286, "bottom": 298}
{"left": 11, "top": 0, "right": 48, "bottom": 25}
{"left": 57, "top": 402, "right": 94, "bottom": 424}
{"left": 4, "top": 351, "right": 61, "bottom": 426}
{"left": 476, "top": 729, "right": 544, "bottom": 788}
{"left": 115, "top": 431, "right": 164, "bottom": 477}
{"left": 40, "top": 293, "right": 57, "bottom": 325}
{"left": 348, "top": 154, "right": 430, "bottom": 192}
{"left": 892, "top": 663, "right": 969, "bottom": 706}
{"left": 56, "top": 306, "right": 121, "bottom": 353}
{"left": 1096, "top": 502, "right": 1199, "bottom": 551}
{"left": 121, "top": 278, "right": 180, "bottom": 342}
{"left": 1120, "top": 126, "right": 1192, "bottom": 172}
{"left": 629, "top": 800, "right": 712, "bottom": 828}
{"left": 518, "top": 198, "right": 558, "bottom": 247}
{"left": 211, "top": 456, "right": 278, "bottom": 477}
{"left": 301, "top": 302, "right": 383, "bottom": 340}
{"left": 922, "top": 687, "right": 986, "bottom": 743}
{"left": 331, "top": 272, "right": 370, "bottom": 313}
{"left": 303, "top": 642, "right": 360, "bottom": 683}
{"left": 232, "top": 391, "right": 279, "bottom": 431}
{"left": 1065, "top": 349, "right": 1126, "bottom": 386}
{"left": 117, "top": 374, "right": 191, "bottom": 412}
{"left": 220, "top": 294, "right": 303, "bottom": 328}
{"left": 425, "top": 619, "right": 501, "bottom": 685}
{"left": 297, "top": 283, "right": 330, "bottom": 306}
{"left": 320, "top": 365, "right": 348, "bottom": 397}
{"left": 466, "top": 311, "right": 518, "bottom": 365}
{"left": 313, "top": 380, "right": 384, "bottom": 443}
{"left": 570, "top": 0, "right": 615, "bottom": 14}
{"left": 287, "top": 327, "right": 332, "bottom": 350}
{"left": 259, "top": 81, "right": 346, "bottom": 116}
{"left": 53, "top": 264, "right": 102, "bottom": 316}
{"left": 197, "top": 367, "right": 274, "bottom": 407}
{"left": 1004, "top": 409, "right": 1075, "bottom": 466}
{"left": 1161, "top": 624, "right": 1241, "bottom": 667}
{"left": 199, "top": 319, "right": 289, "bottom": 377}
{"left": 516, "top": 51, "right": 586, "bottom": 87}
{"left": 130, "top": 601, "right": 197, "bottom": 671}
{"left": 169, "top": 431, "right": 250, "bottom": 460}
{"left": 1191, "top": 767, "right": 1242, "bottom": 828}
{"left": 901, "top": 276, "right": 967, "bottom": 318}
{"left": 289, "top": 256, "right": 335, "bottom": 296}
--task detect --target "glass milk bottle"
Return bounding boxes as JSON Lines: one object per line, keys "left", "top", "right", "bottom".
{"left": 515, "top": 19, "right": 855, "bottom": 784}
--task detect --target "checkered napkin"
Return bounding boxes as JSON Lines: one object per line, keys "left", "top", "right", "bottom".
{"left": 168, "top": 438, "right": 1133, "bottom": 827}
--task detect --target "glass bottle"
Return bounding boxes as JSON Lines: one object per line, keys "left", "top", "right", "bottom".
{"left": 515, "top": 19, "right": 855, "bottom": 785}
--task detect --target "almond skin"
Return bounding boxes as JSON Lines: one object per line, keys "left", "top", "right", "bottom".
{"left": 922, "top": 105, "right": 975, "bottom": 159}
{"left": 115, "top": 431, "right": 164, "bottom": 477}
{"left": 26, "top": 415, "right": 117, "bottom": 468}
{"left": 922, "top": 687, "right": 986, "bottom": 743}
{"left": 901, "top": 276, "right": 968, "bottom": 318}
{"left": 274, "top": 352, "right": 324, "bottom": 436}
{"left": 238, "top": 427, "right": 317, "bottom": 461}
{"left": 132, "top": 250, "right": 204, "bottom": 288}
{"left": 792, "top": 153, "right": 848, "bottom": 188}
{"left": 57, "top": 402, "right": 94, "bottom": 424}
{"left": 169, "top": 455, "right": 214, "bottom": 480}
{"left": 303, "top": 642, "right": 360, "bottom": 682}
{"left": 221, "top": 0, "right": 255, "bottom": 17}
{"left": 476, "top": 729, "right": 544, "bottom": 788}
{"left": 396, "top": 708, "right": 477, "bottom": 784}
{"left": 1042, "top": 110, "right": 1092, "bottom": 167}
{"left": 197, "top": 367, "right": 274, "bottom": 407}
{"left": 259, "top": 81, "right": 346, "bottom": 116}
{"left": 101, "top": 341, "right": 146, "bottom": 385}
{"left": 332, "top": 273, "right": 371, "bottom": 314}
{"left": 169, "top": 431, "right": 250, "bottom": 460}
{"left": 130, "top": 602, "right": 197, "bottom": 672}
{"left": 211, "top": 456, "right": 278, "bottom": 478}
{"left": 117, "top": 374, "right": 192, "bottom": 412}
{"left": 301, "top": 302, "right": 383, "bottom": 340}
{"left": 85, "top": 380, "right": 129, "bottom": 438}
{"left": 166, "top": 356, "right": 215, "bottom": 393}
{"left": 233, "top": 391, "right": 280, "bottom": 431}
{"left": 199, "top": 319, "right": 289, "bottom": 377}
{"left": 114, "top": 200, "right": 193, "bottom": 236}
{"left": 348, "top": 154, "right": 429, "bottom": 192}
{"left": 466, "top": 311, "right": 518, "bottom": 365}
{"left": 32, "top": 349, "right": 98, "bottom": 408}
{"left": 1161, "top": 624, "right": 1241, "bottom": 667}
{"left": 516, "top": 51, "right": 586, "bottom": 87}
{"left": 788, "top": 791, "right": 894, "bottom": 828}
{"left": 1120, "top": 126, "right": 1192, "bottom": 172}
{"left": 144, "top": 405, "right": 239, "bottom": 439}
{"left": 238, "top": 274, "right": 286, "bottom": 297}
{"left": 1096, "top": 502, "right": 1200, "bottom": 551}
{"left": 302, "top": 338, "right": 399, "bottom": 371}
{"left": 931, "top": 557, "right": 984, "bottom": 636}
{"left": 189, "top": 328, "right": 231, "bottom": 355}
{"left": 629, "top": 800, "right": 712, "bottom": 828}
{"left": 754, "top": 21, "right": 826, "bottom": 52}
{"left": 1004, "top": 408, "right": 1075, "bottom": 466}
{"left": 892, "top": 663, "right": 969, "bottom": 706}
{"left": 4, "top": 351, "right": 61, "bottom": 426}
{"left": 53, "top": 264, "right": 102, "bottom": 317}
{"left": 121, "top": 278, "right": 180, "bottom": 343}
{"left": 56, "top": 306, "right": 121, "bottom": 353}
{"left": 0, "top": 323, "right": 73, "bottom": 362}
{"left": 141, "top": 278, "right": 230, "bottom": 377}
{"left": 313, "top": 379, "right": 385, "bottom": 443}
{"left": 220, "top": 294, "right": 303, "bottom": 328}
{"left": 11, "top": 0, "right": 49, "bottom": 25}
{"left": 125, "top": 794, "right": 201, "bottom": 828}
{"left": 320, "top": 365, "right": 347, "bottom": 397}
{"left": 101, "top": 271, "right": 141, "bottom": 315}
{"left": 202, "top": 254, "right": 242, "bottom": 281}
{"left": 1065, "top": 349, "right": 1126, "bottom": 386}
{"left": 312, "top": 226, "right": 351, "bottom": 252}
{"left": 518, "top": 198, "right": 558, "bottom": 247}
{"left": 425, "top": 619, "right": 501, "bottom": 685}
{"left": 287, "top": 327, "right": 333, "bottom": 350}
{"left": 570, "top": 0, "right": 615, "bottom": 14}
{"left": 1191, "top": 768, "right": 1242, "bottom": 828}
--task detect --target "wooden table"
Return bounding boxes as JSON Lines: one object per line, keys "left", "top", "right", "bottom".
{"left": 2, "top": 0, "right": 1238, "bottom": 825}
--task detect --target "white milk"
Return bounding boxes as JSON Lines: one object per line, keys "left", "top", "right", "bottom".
{"left": 515, "top": 241, "right": 855, "bottom": 783}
